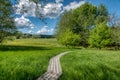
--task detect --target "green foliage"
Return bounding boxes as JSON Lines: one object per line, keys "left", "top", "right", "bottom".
{"left": 14, "top": 31, "right": 23, "bottom": 39}
{"left": 95, "top": 4, "right": 108, "bottom": 24}
{"left": 57, "top": 3, "right": 98, "bottom": 46}
{"left": 0, "top": 0, "right": 16, "bottom": 43}
{"left": 74, "top": 3, "right": 97, "bottom": 30}
{"left": 6, "top": 36, "right": 16, "bottom": 41}
{"left": 88, "top": 22, "right": 113, "bottom": 48}
{"left": 56, "top": 11, "right": 75, "bottom": 35}
{"left": 95, "top": 16, "right": 107, "bottom": 25}
{"left": 111, "top": 27, "right": 120, "bottom": 49}
{"left": 60, "top": 49, "right": 120, "bottom": 80}
{"left": 111, "top": 27, "right": 120, "bottom": 42}
{"left": 58, "top": 29, "right": 81, "bottom": 47}
{"left": 97, "top": 4, "right": 108, "bottom": 17}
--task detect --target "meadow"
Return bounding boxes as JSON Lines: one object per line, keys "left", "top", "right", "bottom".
{"left": 0, "top": 38, "right": 120, "bottom": 80}
{"left": 0, "top": 38, "right": 68, "bottom": 80}
{"left": 3, "top": 38, "right": 60, "bottom": 47}
{"left": 60, "top": 49, "right": 120, "bottom": 80}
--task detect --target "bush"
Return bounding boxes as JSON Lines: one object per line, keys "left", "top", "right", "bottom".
{"left": 58, "top": 29, "right": 81, "bottom": 47}
{"left": 88, "top": 22, "right": 113, "bottom": 49}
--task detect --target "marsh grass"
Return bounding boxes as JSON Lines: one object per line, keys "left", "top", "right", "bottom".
{"left": 0, "top": 38, "right": 68, "bottom": 80}
{"left": 60, "top": 49, "right": 120, "bottom": 80}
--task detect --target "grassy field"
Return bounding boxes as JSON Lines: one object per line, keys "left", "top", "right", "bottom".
{"left": 3, "top": 38, "right": 61, "bottom": 47}
{"left": 1, "top": 38, "right": 120, "bottom": 80}
{"left": 0, "top": 38, "right": 68, "bottom": 80}
{"left": 60, "top": 49, "right": 120, "bottom": 80}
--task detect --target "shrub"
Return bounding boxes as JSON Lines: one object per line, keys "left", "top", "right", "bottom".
{"left": 58, "top": 29, "right": 81, "bottom": 47}
{"left": 88, "top": 22, "right": 113, "bottom": 49}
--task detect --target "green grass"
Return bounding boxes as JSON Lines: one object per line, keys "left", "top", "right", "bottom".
{"left": 1, "top": 38, "right": 120, "bottom": 80}
{"left": 4, "top": 38, "right": 61, "bottom": 47}
{"left": 0, "top": 38, "right": 68, "bottom": 80}
{"left": 60, "top": 49, "right": 120, "bottom": 80}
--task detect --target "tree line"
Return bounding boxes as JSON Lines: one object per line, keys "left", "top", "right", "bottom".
{"left": 56, "top": 2, "right": 120, "bottom": 49}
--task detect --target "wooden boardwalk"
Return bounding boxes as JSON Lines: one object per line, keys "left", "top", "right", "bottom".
{"left": 37, "top": 51, "right": 70, "bottom": 80}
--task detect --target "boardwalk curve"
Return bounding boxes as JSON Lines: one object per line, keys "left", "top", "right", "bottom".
{"left": 37, "top": 51, "right": 71, "bottom": 80}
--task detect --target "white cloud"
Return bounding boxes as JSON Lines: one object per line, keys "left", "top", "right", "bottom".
{"left": 56, "top": 0, "right": 63, "bottom": 3}
{"left": 28, "top": 30, "right": 32, "bottom": 33}
{"left": 14, "top": 0, "right": 63, "bottom": 18}
{"left": 13, "top": 0, "right": 87, "bottom": 19}
{"left": 37, "top": 26, "right": 54, "bottom": 34}
{"left": 14, "top": 0, "right": 36, "bottom": 17}
{"left": 14, "top": 0, "right": 85, "bottom": 18}
{"left": 41, "top": 3, "right": 63, "bottom": 18}
{"left": 64, "top": 1, "right": 85, "bottom": 11}
{"left": 14, "top": 16, "right": 34, "bottom": 29}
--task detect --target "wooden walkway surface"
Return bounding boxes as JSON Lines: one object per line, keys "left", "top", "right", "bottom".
{"left": 37, "top": 51, "right": 70, "bottom": 80}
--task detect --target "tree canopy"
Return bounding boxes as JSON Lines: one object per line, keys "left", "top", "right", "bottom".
{"left": 56, "top": 2, "right": 120, "bottom": 49}
{"left": 88, "top": 22, "right": 113, "bottom": 49}
{"left": 56, "top": 3, "right": 109, "bottom": 47}
{"left": 0, "top": 0, "right": 16, "bottom": 43}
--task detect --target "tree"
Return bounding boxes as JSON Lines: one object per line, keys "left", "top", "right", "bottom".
{"left": 56, "top": 3, "right": 109, "bottom": 47}
{"left": 111, "top": 26, "right": 120, "bottom": 49}
{"left": 0, "top": 0, "right": 16, "bottom": 43}
{"left": 74, "top": 3, "right": 97, "bottom": 46}
{"left": 58, "top": 29, "right": 81, "bottom": 47}
{"left": 108, "top": 14, "right": 120, "bottom": 49}
{"left": 95, "top": 4, "right": 108, "bottom": 25}
{"left": 88, "top": 22, "right": 113, "bottom": 49}
{"left": 56, "top": 11, "right": 76, "bottom": 37}
{"left": 57, "top": 3, "right": 97, "bottom": 47}
{"left": 108, "top": 13, "right": 120, "bottom": 28}
{"left": 97, "top": 4, "right": 108, "bottom": 17}
{"left": 14, "top": 31, "right": 23, "bottom": 39}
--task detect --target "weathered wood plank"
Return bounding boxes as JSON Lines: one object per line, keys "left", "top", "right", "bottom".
{"left": 37, "top": 51, "right": 71, "bottom": 80}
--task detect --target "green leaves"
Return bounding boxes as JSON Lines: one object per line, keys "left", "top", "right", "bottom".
{"left": 59, "top": 29, "right": 81, "bottom": 47}
{"left": 89, "top": 22, "right": 113, "bottom": 48}
{"left": 0, "top": 0, "right": 16, "bottom": 43}
{"left": 56, "top": 2, "right": 117, "bottom": 49}
{"left": 57, "top": 3, "right": 98, "bottom": 46}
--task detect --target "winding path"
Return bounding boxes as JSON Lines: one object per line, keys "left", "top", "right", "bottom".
{"left": 37, "top": 51, "right": 71, "bottom": 80}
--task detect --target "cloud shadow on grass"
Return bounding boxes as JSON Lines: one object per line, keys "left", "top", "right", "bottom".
{"left": 0, "top": 45, "right": 51, "bottom": 51}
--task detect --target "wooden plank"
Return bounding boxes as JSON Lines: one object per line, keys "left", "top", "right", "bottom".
{"left": 37, "top": 51, "right": 71, "bottom": 80}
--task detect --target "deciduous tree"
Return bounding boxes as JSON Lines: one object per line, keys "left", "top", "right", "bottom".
{"left": 0, "top": 0, "right": 16, "bottom": 43}
{"left": 88, "top": 22, "right": 113, "bottom": 49}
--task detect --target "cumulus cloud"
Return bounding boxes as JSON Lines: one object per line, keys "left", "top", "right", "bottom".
{"left": 14, "top": 0, "right": 85, "bottom": 18}
{"left": 14, "top": 16, "right": 34, "bottom": 29}
{"left": 41, "top": 3, "right": 63, "bottom": 18}
{"left": 14, "top": 0, "right": 36, "bottom": 17}
{"left": 14, "top": 0, "right": 63, "bottom": 18}
{"left": 37, "top": 26, "right": 54, "bottom": 34}
{"left": 64, "top": 1, "right": 85, "bottom": 11}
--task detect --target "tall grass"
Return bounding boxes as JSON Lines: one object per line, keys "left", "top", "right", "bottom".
{"left": 0, "top": 38, "right": 68, "bottom": 80}
{"left": 60, "top": 49, "right": 120, "bottom": 80}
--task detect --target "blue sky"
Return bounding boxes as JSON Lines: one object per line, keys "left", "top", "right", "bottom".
{"left": 12, "top": 0, "right": 120, "bottom": 35}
